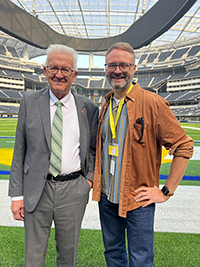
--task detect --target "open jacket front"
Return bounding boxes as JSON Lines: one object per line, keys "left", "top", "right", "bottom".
{"left": 92, "top": 83, "right": 193, "bottom": 218}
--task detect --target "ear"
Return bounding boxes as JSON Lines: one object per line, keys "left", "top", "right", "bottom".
{"left": 133, "top": 64, "right": 137, "bottom": 74}
{"left": 43, "top": 66, "right": 48, "bottom": 79}
{"left": 72, "top": 70, "right": 78, "bottom": 83}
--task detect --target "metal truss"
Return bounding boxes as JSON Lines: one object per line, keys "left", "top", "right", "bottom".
{"left": 0, "top": 0, "right": 199, "bottom": 58}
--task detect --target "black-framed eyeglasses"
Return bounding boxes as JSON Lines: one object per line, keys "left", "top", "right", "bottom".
{"left": 104, "top": 62, "right": 134, "bottom": 73}
{"left": 47, "top": 66, "right": 74, "bottom": 77}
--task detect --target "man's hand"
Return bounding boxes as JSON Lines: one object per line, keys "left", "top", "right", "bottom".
{"left": 134, "top": 186, "right": 169, "bottom": 207}
{"left": 11, "top": 200, "right": 25, "bottom": 221}
{"left": 87, "top": 180, "right": 93, "bottom": 188}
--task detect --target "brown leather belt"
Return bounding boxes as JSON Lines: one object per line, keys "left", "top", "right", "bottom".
{"left": 47, "top": 171, "right": 81, "bottom": 182}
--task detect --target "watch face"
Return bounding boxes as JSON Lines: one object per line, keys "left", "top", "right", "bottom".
{"left": 162, "top": 186, "right": 169, "bottom": 196}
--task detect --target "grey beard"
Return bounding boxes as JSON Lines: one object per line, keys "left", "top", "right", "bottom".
{"left": 109, "top": 75, "right": 132, "bottom": 90}
{"left": 111, "top": 79, "right": 127, "bottom": 90}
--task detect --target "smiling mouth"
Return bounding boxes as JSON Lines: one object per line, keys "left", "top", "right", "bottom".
{"left": 111, "top": 74, "right": 126, "bottom": 79}
{"left": 112, "top": 77, "right": 126, "bottom": 82}
{"left": 53, "top": 79, "right": 65, "bottom": 84}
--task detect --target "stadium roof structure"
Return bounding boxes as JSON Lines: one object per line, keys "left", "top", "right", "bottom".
{"left": 0, "top": 0, "right": 199, "bottom": 59}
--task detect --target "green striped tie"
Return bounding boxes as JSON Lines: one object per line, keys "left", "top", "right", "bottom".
{"left": 49, "top": 101, "right": 63, "bottom": 177}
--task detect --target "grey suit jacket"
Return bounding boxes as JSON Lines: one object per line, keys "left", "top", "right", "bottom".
{"left": 8, "top": 88, "right": 99, "bottom": 212}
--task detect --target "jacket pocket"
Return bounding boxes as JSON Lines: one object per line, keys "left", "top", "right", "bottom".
{"left": 133, "top": 122, "right": 146, "bottom": 145}
{"left": 23, "top": 162, "right": 29, "bottom": 174}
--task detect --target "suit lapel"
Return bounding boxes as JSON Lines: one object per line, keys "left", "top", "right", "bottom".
{"left": 38, "top": 89, "right": 51, "bottom": 150}
{"left": 73, "top": 93, "right": 88, "bottom": 167}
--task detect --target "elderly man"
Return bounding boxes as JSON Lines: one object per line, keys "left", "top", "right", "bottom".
{"left": 9, "top": 44, "right": 99, "bottom": 267}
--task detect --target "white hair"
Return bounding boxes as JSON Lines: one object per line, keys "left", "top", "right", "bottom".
{"left": 45, "top": 44, "right": 78, "bottom": 70}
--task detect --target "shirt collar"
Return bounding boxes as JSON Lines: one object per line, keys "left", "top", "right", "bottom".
{"left": 113, "top": 96, "right": 121, "bottom": 105}
{"left": 49, "top": 89, "right": 72, "bottom": 108}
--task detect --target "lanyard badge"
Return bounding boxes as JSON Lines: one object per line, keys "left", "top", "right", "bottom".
{"left": 108, "top": 143, "right": 118, "bottom": 175}
{"left": 108, "top": 84, "right": 133, "bottom": 175}
{"left": 108, "top": 143, "right": 119, "bottom": 157}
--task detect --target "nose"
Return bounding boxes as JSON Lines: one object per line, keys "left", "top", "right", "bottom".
{"left": 114, "top": 65, "right": 122, "bottom": 73}
{"left": 55, "top": 69, "right": 64, "bottom": 78}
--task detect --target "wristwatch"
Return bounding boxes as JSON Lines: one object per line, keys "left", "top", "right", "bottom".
{"left": 161, "top": 186, "right": 174, "bottom": 196}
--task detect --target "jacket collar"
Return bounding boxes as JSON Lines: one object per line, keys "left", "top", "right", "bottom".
{"left": 104, "top": 82, "right": 141, "bottom": 103}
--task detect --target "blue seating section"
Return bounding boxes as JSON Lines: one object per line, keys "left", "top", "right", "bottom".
{"left": 137, "top": 44, "right": 199, "bottom": 67}
{"left": 171, "top": 106, "right": 200, "bottom": 116}
{"left": 0, "top": 45, "right": 6, "bottom": 56}
{"left": 187, "top": 45, "right": 200, "bottom": 57}
{"left": 0, "top": 89, "right": 23, "bottom": 99}
{"left": 6, "top": 46, "right": 19, "bottom": 58}
{"left": 75, "top": 78, "right": 88, "bottom": 87}
{"left": 5, "top": 70, "right": 23, "bottom": 78}
{"left": 0, "top": 44, "right": 200, "bottom": 119}
{"left": 170, "top": 48, "right": 189, "bottom": 60}
{"left": 159, "top": 90, "right": 200, "bottom": 102}
{"left": 137, "top": 77, "right": 152, "bottom": 87}
{"left": 90, "top": 79, "right": 104, "bottom": 88}
{"left": 138, "top": 54, "right": 148, "bottom": 64}
{"left": 23, "top": 73, "right": 40, "bottom": 81}
{"left": 146, "top": 53, "right": 159, "bottom": 63}
{"left": 0, "top": 104, "right": 19, "bottom": 114}
{"left": 151, "top": 75, "right": 170, "bottom": 86}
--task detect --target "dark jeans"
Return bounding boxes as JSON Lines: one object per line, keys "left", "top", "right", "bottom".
{"left": 99, "top": 193, "right": 155, "bottom": 267}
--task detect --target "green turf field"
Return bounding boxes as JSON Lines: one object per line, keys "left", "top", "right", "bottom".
{"left": 181, "top": 123, "right": 200, "bottom": 146}
{"left": 0, "top": 118, "right": 17, "bottom": 137}
{"left": 0, "top": 227, "right": 199, "bottom": 266}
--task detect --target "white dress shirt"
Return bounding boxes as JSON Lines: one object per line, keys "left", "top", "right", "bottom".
{"left": 50, "top": 90, "right": 81, "bottom": 175}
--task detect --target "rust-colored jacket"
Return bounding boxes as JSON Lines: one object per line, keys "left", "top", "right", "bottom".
{"left": 92, "top": 83, "right": 193, "bottom": 217}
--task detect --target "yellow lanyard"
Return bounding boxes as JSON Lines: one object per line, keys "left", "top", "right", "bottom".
{"left": 109, "top": 84, "right": 133, "bottom": 139}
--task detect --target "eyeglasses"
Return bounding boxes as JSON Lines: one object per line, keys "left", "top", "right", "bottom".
{"left": 47, "top": 66, "right": 74, "bottom": 77}
{"left": 104, "top": 62, "right": 134, "bottom": 73}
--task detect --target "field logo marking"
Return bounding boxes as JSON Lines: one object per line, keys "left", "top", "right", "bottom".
{"left": 0, "top": 148, "right": 14, "bottom": 166}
